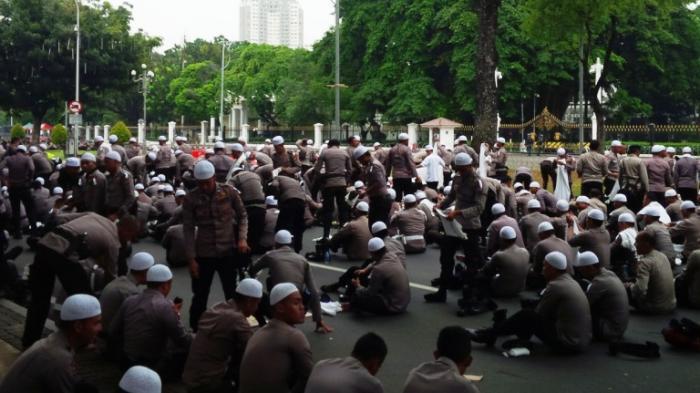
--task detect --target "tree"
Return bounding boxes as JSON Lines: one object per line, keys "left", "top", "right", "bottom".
{"left": 50, "top": 124, "right": 67, "bottom": 146}
{"left": 473, "top": 0, "right": 501, "bottom": 147}
{"left": 167, "top": 62, "right": 219, "bottom": 123}
{"left": 110, "top": 121, "right": 131, "bottom": 143}
{"left": 10, "top": 124, "right": 25, "bottom": 140}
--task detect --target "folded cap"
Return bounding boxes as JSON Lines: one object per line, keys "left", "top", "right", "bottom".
{"left": 415, "top": 190, "right": 427, "bottom": 200}
{"left": 236, "top": 278, "right": 263, "bottom": 299}
{"left": 496, "top": 137, "right": 506, "bottom": 144}
{"left": 158, "top": 135, "right": 167, "bottom": 141}
{"left": 575, "top": 251, "right": 599, "bottom": 267}
{"left": 146, "top": 265, "right": 173, "bottom": 283}
{"left": 175, "top": 189, "right": 186, "bottom": 197}
{"left": 231, "top": 143, "right": 244, "bottom": 152}
{"left": 214, "top": 141, "right": 226, "bottom": 150}
{"left": 354, "top": 180, "right": 365, "bottom": 189}
{"left": 398, "top": 133, "right": 409, "bottom": 141}
{"left": 557, "top": 148, "right": 566, "bottom": 156}
{"left": 618, "top": 212, "right": 636, "bottom": 223}
{"left": 356, "top": 201, "right": 369, "bottom": 212}
{"left": 529, "top": 181, "right": 541, "bottom": 189}
{"left": 527, "top": 199, "right": 541, "bottom": 209}
{"left": 272, "top": 136, "right": 284, "bottom": 145}
{"left": 587, "top": 208, "right": 605, "bottom": 221}
{"left": 81, "top": 152, "right": 96, "bottom": 162}
{"left": 537, "top": 221, "right": 554, "bottom": 233}
{"left": 454, "top": 152, "right": 472, "bottom": 166}
{"left": 53, "top": 187, "right": 64, "bottom": 195}
{"left": 371, "top": 221, "right": 388, "bottom": 234}
{"left": 109, "top": 135, "right": 118, "bottom": 143}
{"left": 60, "top": 294, "right": 101, "bottom": 321}
{"left": 403, "top": 194, "right": 416, "bottom": 204}
{"left": 611, "top": 140, "right": 622, "bottom": 147}
{"left": 368, "top": 237, "right": 385, "bottom": 252}
{"left": 269, "top": 283, "right": 299, "bottom": 305}
{"left": 274, "top": 230, "right": 293, "bottom": 245}
{"left": 683, "top": 147, "right": 692, "bottom": 154}
{"left": 194, "top": 160, "right": 215, "bottom": 180}
{"left": 665, "top": 189, "right": 677, "bottom": 198}
{"left": 612, "top": 194, "right": 627, "bottom": 203}
{"left": 499, "top": 226, "right": 516, "bottom": 240}
{"left": 352, "top": 145, "right": 369, "bottom": 160}
{"left": 575, "top": 195, "right": 590, "bottom": 204}
{"left": 681, "top": 200, "right": 696, "bottom": 210}
{"left": 544, "top": 251, "right": 568, "bottom": 270}
{"left": 105, "top": 151, "right": 122, "bottom": 161}
{"left": 119, "top": 366, "right": 161, "bottom": 393}
{"left": 29, "top": 146, "right": 39, "bottom": 153}
{"left": 128, "top": 252, "right": 155, "bottom": 271}
{"left": 65, "top": 157, "right": 81, "bottom": 168}
{"left": 265, "top": 196, "right": 278, "bottom": 206}
{"left": 651, "top": 145, "right": 664, "bottom": 153}
{"left": 491, "top": 203, "right": 506, "bottom": 215}
{"left": 556, "top": 200, "right": 570, "bottom": 212}
{"left": 135, "top": 183, "right": 145, "bottom": 191}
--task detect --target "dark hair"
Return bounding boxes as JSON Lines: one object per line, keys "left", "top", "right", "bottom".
{"left": 629, "top": 145, "right": 641, "bottom": 154}
{"left": 352, "top": 332, "right": 388, "bottom": 362}
{"left": 437, "top": 326, "right": 472, "bottom": 363}
{"left": 373, "top": 229, "right": 389, "bottom": 238}
{"left": 590, "top": 140, "right": 600, "bottom": 151}
{"left": 636, "top": 231, "right": 656, "bottom": 248}
{"left": 328, "top": 139, "right": 340, "bottom": 147}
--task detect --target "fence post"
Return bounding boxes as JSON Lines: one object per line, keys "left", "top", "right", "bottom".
{"left": 200, "top": 121, "right": 208, "bottom": 146}
{"left": 103, "top": 125, "right": 110, "bottom": 141}
{"left": 138, "top": 120, "right": 145, "bottom": 145}
{"left": 407, "top": 122, "right": 418, "bottom": 148}
{"left": 241, "top": 124, "right": 250, "bottom": 142}
{"left": 168, "top": 121, "right": 176, "bottom": 145}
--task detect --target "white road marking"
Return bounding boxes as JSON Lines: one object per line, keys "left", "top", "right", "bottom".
{"left": 308, "top": 262, "right": 438, "bottom": 292}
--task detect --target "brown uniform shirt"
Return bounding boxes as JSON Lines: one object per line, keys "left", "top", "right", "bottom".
{"left": 536, "top": 273, "right": 592, "bottom": 351}
{"left": 329, "top": 216, "right": 372, "bottom": 261}
{"left": 105, "top": 168, "right": 135, "bottom": 216}
{"left": 630, "top": 249, "right": 676, "bottom": 314}
{"left": 386, "top": 143, "right": 417, "bottom": 179}
{"left": 482, "top": 244, "right": 529, "bottom": 297}
{"left": 313, "top": 146, "right": 352, "bottom": 189}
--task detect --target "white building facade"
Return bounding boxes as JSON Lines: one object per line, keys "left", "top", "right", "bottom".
{"left": 240, "top": 0, "right": 304, "bottom": 49}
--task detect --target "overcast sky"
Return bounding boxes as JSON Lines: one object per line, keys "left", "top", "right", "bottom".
{"left": 114, "top": 0, "right": 335, "bottom": 51}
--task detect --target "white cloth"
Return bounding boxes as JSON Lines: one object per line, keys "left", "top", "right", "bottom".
{"left": 478, "top": 143, "right": 488, "bottom": 178}
{"left": 421, "top": 153, "right": 445, "bottom": 183}
{"left": 616, "top": 227, "right": 638, "bottom": 252}
{"left": 554, "top": 164, "right": 570, "bottom": 202}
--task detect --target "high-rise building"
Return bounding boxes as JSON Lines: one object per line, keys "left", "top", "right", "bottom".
{"left": 240, "top": 0, "right": 304, "bottom": 49}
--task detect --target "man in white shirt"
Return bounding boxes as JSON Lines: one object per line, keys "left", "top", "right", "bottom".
{"left": 418, "top": 145, "right": 445, "bottom": 191}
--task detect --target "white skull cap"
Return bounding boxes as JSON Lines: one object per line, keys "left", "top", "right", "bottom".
{"left": 265, "top": 196, "right": 278, "bottom": 206}
{"left": 529, "top": 181, "right": 541, "bottom": 189}
{"left": 158, "top": 135, "right": 167, "bottom": 141}
{"left": 611, "top": 140, "right": 622, "bottom": 147}
{"left": 146, "top": 264, "right": 173, "bottom": 283}
{"left": 575, "top": 196, "right": 590, "bottom": 204}
{"left": 135, "top": 183, "right": 145, "bottom": 191}
{"left": 618, "top": 212, "right": 636, "bottom": 223}
{"left": 275, "top": 230, "right": 293, "bottom": 245}
{"left": 454, "top": 152, "right": 472, "bottom": 166}
{"left": 371, "top": 221, "right": 388, "bottom": 234}
{"left": 667, "top": 147, "right": 676, "bottom": 153}
{"left": 53, "top": 187, "right": 64, "bottom": 195}
{"left": 109, "top": 135, "right": 118, "bottom": 143}
{"left": 29, "top": 146, "right": 39, "bottom": 153}
{"left": 147, "top": 152, "right": 156, "bottom": 161}
{"left": 587, "top": 208, "right": 605, "bottom": 221}
{"left": 403, "top": 194, "right": 417, "bottom": 204}
{"left": 527, "top": 199, "right": 541, "bottom": 209}
{"left": 175, "top": 150, "right": 183, "bottom": 156}
{"left": 128, "top": 252, "right": 155, "bottom": 271}
{"left": 557, "top": 148, "right": 566, "bottom": 155}
{"left": 425, "top": 145, "right": 433, "bottom": 150}
{"left": 415, "top": 190, "right": 427, "bottom": 200}
{"left": 513, "top": 182, "right": 523, "bottom": 189}
{"left": 236, "top": 278, "right": 263, "bottom": 299}
{"left": 65, "top": 157, "right": 81, "bottom": 168}
{"left": 175, "top": 189, "right": 186, "bottom": 197}
{"left": 388, "top": 188, "right": 397, "bottom": 200}
{"left": 214, "top": 141, "right": 226, "bottom": 149}
{"left": 612, "top": 194, "right": 627, "bottom": 203}
{"left": 35, "top": 177, "right": 44, "bottom": 185}
{"left": 356, "top": 201, "right": 370, "bottom": 212}
{"left": 537, "top": 221, "right": 554, "bottom": 233}
{"left": 105, "top": 151, "right": 122, "bottom": 161}
{"left": 95, "top": 136, "right": 104, "bottom": 142}
{"left": 119, "top": 366, "right": 162, "bottom": 393}
{"left": 651, "top": 145, "right": 664, "bottom": 153}
{"left": 81, "top": 153, "right": 96, "bottom": 162}
{"left": 231, "top": 143, "right": 244, "bottom": 152}
{"left": 368, "top": 237, "right": 385, "bottom": 252}
{"left": 681, "top": 200, "right": 696, "bottom": 210}
{"left": 499, "top": 226, "right": 516, "bottom": 240}
{"left": 556, "top": 200, "right": 570, "bottom": 212}
{"left": 60, "top": 294, "right": 101, "bottom": 321}
{"left": 194, "top": 160, "right": 215, "bottom": 180}
{"left": 496, "top": 137, "right": 506, "bottom": 144}
{"left": 456, "top": 135, "right": 467, "bottom": 142}
{"left": 544, "top": 251, "right": 567, "bottom": 270}
{"left": 352, "top": 145, "right": 369, "bottom": 160}
{"left": 575, "top": 251, "right": 599, "bottom": 267}
{"left": 269, "top": 282, "right": 299, "bottom": 305}
{"left": 491, "top": 203, "right": 505, "bottom": 215}
{"left": 682, "top": 147, "right": 692, "bottom": 154}
{"left": 163, "top": 184, "right": 174, "bottom": 193}
{"left": 354, "top": 180, "right": 365, "bottom": 188}
{"left": 398, "top": 133, "right": 409, "bottom": 141}
{"left": 272, "top": 136, "right": 284, "bottom": 145}
{"left": 665, "top": 189, "right": 677, "bottom": 197}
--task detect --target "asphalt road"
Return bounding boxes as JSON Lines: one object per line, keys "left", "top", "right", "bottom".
{"left": 8, "top": 225, "right": 700, "bottom": 393}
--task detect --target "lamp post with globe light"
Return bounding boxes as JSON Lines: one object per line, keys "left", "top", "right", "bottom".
{"left": 131, "top": 64, "right": 155, "bottom": 132}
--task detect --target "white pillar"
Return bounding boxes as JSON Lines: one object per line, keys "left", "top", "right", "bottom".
{"left": 439, "top": 127, "right": 455, "bottom": 149}
{"left": 200, "top": 121, "right": 208, "bottom": 146}
{"left": 241, "top": 124, "right": 250, "bottom": 142}
{"left": 313, "top": 123, "right": 323, "bottom": 148}
{"left": 168, "top": 121, "right": 176, "bottom": 144}
{"left": 93, "top": 125, "right": 100, "bottom": 141}
{"left": 137, "top": 120, "right": 145, "bottom": 145}
{"left": 210, "top": 116, "right": 217, "bottom": 140}
{"left": 103, "top": 125, "right": 110, "bottom": 141}
{"left": 407, "top": 122, "right": 419, "bottom": 148}
{"left": 85, "top": 125, "right": 91, "bottom": 141}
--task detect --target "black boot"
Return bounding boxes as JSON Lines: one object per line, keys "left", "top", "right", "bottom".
{"left": 424, "top": 290, "right": 446, "bottom": 303}
{"left": 469, "top": 328, "right": 497, "bottom": 347}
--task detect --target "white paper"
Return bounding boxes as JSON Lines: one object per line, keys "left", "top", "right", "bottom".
{"left": 436, "top": 208, "right": 468, "bottom": 239}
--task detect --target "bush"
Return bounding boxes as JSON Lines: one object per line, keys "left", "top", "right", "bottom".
{"left": 110, "top": 121, "right": 132, "bottom": 144}
{"left": 51, "top": 124, "right": 67, "bottom": 146}
{"left": 10, "top": 124, "right": 25, "bottom": 140}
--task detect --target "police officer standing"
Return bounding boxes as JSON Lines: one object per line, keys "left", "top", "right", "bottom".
{"left": 386, "top": 133, "right": 419, "bottom": 201}
{"left": 355, "top": 146, "right": 392, "bottom": 229}
{"left": 72, "top": 152, "right": 106, "bottom": 214}
{"left": 2, "top": 144, "right": 35, "bottom": 237}
{"left": 155, "top": 135, "right": 176, "bottom": 180}
{"left": 183, "top": 160, "right": 249, "bottom": 330}
{"left": 208, "top": 141, "right": 235, "bottom": 183}
{"left": 104, "top": 151, "right": 136, "bottom": 218}
{"left": 314, "top": 139, "right": 352, "bottom": 239}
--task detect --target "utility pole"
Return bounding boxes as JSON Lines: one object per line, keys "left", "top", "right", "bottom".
{"left": 220, "top": 41, "right": 226, "bottom": 140}
{"left": 334, "top": 0, "right": 340, "bottom": 135}
{"left": 74, "top": 0, "right": 80, "bottom": 102}
{"left": 578, "top": 35, "right": 585, "bottom": 153}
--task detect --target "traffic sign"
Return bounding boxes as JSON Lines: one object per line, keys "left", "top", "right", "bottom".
{"left": 68, "top": 100, "right": 83, "bottom": 114}
{"left": 69, "top": 114, "right": 83, "bottom": 125}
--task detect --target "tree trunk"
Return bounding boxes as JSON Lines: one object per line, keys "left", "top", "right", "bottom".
{"left": 31, "top": 114, "right": 43, "bottom": 145}
{"left": 473, "top": 0, "right": 501, "bottom": 149}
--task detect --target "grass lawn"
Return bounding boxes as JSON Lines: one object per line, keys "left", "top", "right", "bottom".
{"left": 509, "top": 167, "right": 582, "bottom": 196}
{"left": 46, "top": 150, "right": 95, "bottom": 160}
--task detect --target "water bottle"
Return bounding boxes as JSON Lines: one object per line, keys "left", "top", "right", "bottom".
{"left": 323, "top": 249, "right": 331, "bottom": 264}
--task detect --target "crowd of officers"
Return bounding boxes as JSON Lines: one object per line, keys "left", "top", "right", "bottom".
{"left": 0, "top": 131, "right": 700, "bottom": 392}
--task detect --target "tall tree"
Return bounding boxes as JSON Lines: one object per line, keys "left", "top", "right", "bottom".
{"left": 473, "top": 0, "right": 501, "bottom": 147}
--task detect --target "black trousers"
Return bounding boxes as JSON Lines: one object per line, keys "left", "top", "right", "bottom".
{"left": 9, "top": 186, "right": 35, "bottom": 235}
{"left": 190, "top": 257, "right": 237, "bottom": 330}
{"left": 438, "top": 230, "right": 482, "bottom": 292}
{"left": 393, "top": 178, "right": 415, "bottom": 201}
{"left": 622, "top": 187, "right": 644, "bottom": 213}
{"left": 155, "top": 167, "right": 175, "bottom": 182}
{"left": 604, "top": 178, "right": 617, "bottom": 196}
{"left": 581, "top": 181, "right": 603, "bottom": 197}
{"left": 368, "top": 194, "right": 392, "bottom": 230}
{"left": 679, "top": 188, "right": 697, "bottom": 203}
{"left": 494, "top": 309, "right": 558, "bottom": 347}
{"left": 647, "top": 191, "right": 666, "bottom": 206}
{"left": 443, "top": 172, "right": 452, "bottom": 187}
{"left": 321, "top": 186, "right": 349, "bottom": 238}
{"left": 351, "top": 291, "right": 393, "bottom": 315}
{"left": 426, "top": 182, "right": 439, "bottom": 191}
{"left": 276, "top": 199, "right": 306, "bottom": 253}
{"left": 23, "top": 246, "right": 91, "bottom": 348}
{"left": 246, "top": 206, "right": 266, "bottom": 254}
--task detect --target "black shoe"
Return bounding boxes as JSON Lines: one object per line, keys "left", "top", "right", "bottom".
{"left": 430, "top": 277, "right": 441, "bottom": 287}
{"left": 424, "top": 291, "right": 446, "bottom": 303}
{"left": 460, "top": 300, "right": 492, "bottom": 316}
{"left": 469, "top": 329, "right": 497, "bottom": 347}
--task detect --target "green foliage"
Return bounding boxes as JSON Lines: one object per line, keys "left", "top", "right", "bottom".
{"left": 168, "top": 62, "right": 219, "bottom": 122}
{"left": 110, "top": 121, "right": 131, "bottom": 143}
{"left": 10, "top": 124, "right": 25, "bottom": 140}
{"left": 50, "top": 124, "right": 67, "bottom": 145}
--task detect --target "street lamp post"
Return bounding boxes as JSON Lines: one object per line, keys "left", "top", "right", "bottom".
{"left": 74, "top": 0, "right": 80, "bottom": 102}
{"left": 220, "top": 41, "right": 235, "bottom": 140}
{"left": 131, "top": 64, "right": 155, "bottom": 133}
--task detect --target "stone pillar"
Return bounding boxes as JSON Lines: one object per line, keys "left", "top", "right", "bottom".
{"left": 439, "top": 127, "right": 455, "bottom": 149}
{"left": 241, "top": 124, "right": 250, "bottom": 142}
{"left": 93, "top": 125, "right": 100, "bottom": 141}
{"left": 168, "top": 121, "right": 176, "bottom": 144}
{"left": 201, "top": 121, "right": 208, "bottom": 146}
{"left": 210, "top": 116, "right": 217, "bottom": 141}
{"left": 407, "top": 122, "right": 419, "bottom": 148}
{"left": 103, "top": 125, "right": 110, "bottom": 141}
{"left": 313, "top": 123, "right": 323, "bottom": 148}
{"left": 85, "top": 125, "right": 91, "bottom": 141}
{"left": 137, "top": 120, "right": 145, "bottom": 145}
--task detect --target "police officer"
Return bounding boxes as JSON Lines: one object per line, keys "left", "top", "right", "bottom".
{"left": 531, "top": 221, "right": 575, "bottom": 280}
{"left": 155, "top": 135, "right": 176, "bottom": 180}
{"left": 604, "top": 140, "right": 624, "bottom": 195}
{"left": 154, "top": 184, "right": 177, "bottom": 218}
{"left": 355, "top": 145, "right": 392, "bottom": 230}
{"left": 314, "top": 138, "right": 352, "bottom": 239}
{"left": 229, "top": 167, "right": 266, "bottom": 254}
{"left": 452, "top": 135, "right": 479, "bottom": 167}
{"left": 183, "top": 279, "right": 263, "bottom": 392}
{"left": 0, "top": 294, "right": 102, "bottom": 393}
{"left": 519, "top": 199, "right": 551, "bottom": 250}
{"left": 389, "top": 194, "right": 427, "bottom": 254}
{"left": 646, "top": 145, "right": 674, "bottom": 204}
{"left": 530, "top": 181, "right": 557, "bottom": 216}
{"left": 239, "top": 283, "right": 313, "bottom": 393}
{"left": 183, "top": 160, "right": 249, "bottom": 330}
{"left": 2, "top": 144, "right": 35, "bottom": 237}
{"left": 567, "top": 209, "right": 611, "bottom": 268}
{"left": 104, "top": 150, "right": 136, "bottom": 218}
{"left": 328, "top": 201, "right": 373, "bottom": 261}
{"left": 175, "top": 136, "right": 193, "bottom": 154}
{"left": 479, "top": 226, "right": 529, "bottom": 298}
{"left": 625, "top": 231, "right": 676, "bottom": 314}
{"left": 271, "top": 136, "right": 302, "bottom": 175}
{"left": 576, "top": 140, "right": 608, "bottom": 197}
{"left": 109, "top": 134, "right": 128, "bottom": 163}
{"left": 29, "top": 145, "right": 53, "bottom": 183}
{"left": 486, "top": 203, "right": 524, "bottom": 255}
{"left": 175, "top": 149, "right": 195, "bottom": 183}
{"left": 640, "top": 206, "right": 676, "bottom": 264}
{"left": 72, "top": 152, "right": 106, "bottom": 214}
{"left": 386, "top": 133, "right": 419, "bottom": 201}
{"left": 22, "top": 213, "right": 138, "bottom": 347}
{"left": 208, "top": 141, "right": 235, "bottom": 183}
{"left": 270, "top": 171, "right": 306, "bottom": 253}
{"left": 669, "top": 200, "right": 700, "bottom": 260}
{"left": 99, "top": 252, "right": 155, "bottom": 331}
{"left": 125, "top": 137, "right": 141, "bottom": 159}
{"left": 619, "top": 145, "right": 649, "bottom": 212}
{"left": 674, "top": 147, "right": 699, "bottom": 202}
